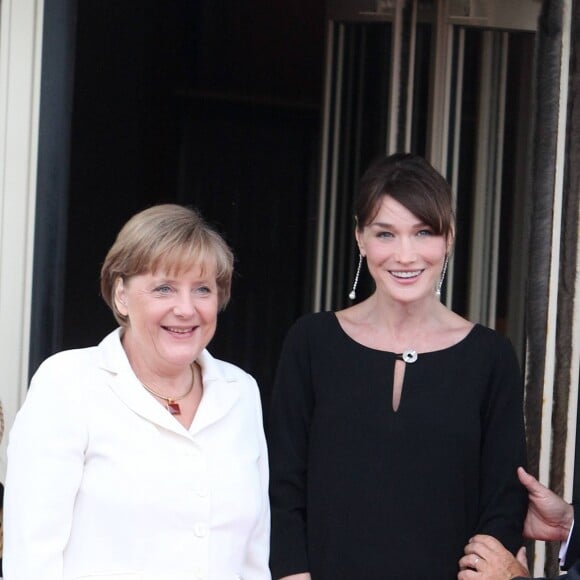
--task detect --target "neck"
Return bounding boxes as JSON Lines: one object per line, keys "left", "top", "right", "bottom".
{"left": 368, "top": 292, "right": 442, "bottom": 328}
{"left": 356, "top": 293, "right": 450, "bottom": 352}
{"left": 121, "top": 337, "right": 195, "bottom": 396}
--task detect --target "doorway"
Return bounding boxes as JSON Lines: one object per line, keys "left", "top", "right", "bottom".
{"left": 314, "top": 0, "right": 538, "bottom": 362}
{"left": 31, "top": 0, "right": 326, "bottom": 415}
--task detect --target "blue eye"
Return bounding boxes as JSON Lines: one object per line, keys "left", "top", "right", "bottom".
{"left": 377, "top": 231, "right": 394, "bottom": 239}
{"left": 154, "top": 285, "right": 173, "bottom": 294}
{"left": 417, "top": 229, "right": 433, "bottom": 237}
{"left": 195, "top": 286, "right": 212, "bottom": 295}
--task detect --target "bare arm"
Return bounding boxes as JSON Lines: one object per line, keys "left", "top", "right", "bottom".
{"left": 278, "top": 575, "right": 312, "bottom": 580}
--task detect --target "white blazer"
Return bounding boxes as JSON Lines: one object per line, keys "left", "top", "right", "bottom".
{"left": 4, "top": 329, "right": 270, "bottom": 580}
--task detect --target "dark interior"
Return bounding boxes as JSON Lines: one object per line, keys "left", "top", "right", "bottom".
{"left": 32, "top": 1, "right": 326, "bottom": 416}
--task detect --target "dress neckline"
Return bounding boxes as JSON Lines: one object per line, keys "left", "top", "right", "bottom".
{"left": 329, "top": 311, "right": 479, "bottom": 357}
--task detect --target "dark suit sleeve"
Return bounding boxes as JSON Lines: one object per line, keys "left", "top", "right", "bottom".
{"left": 563, "top": 505, "right": 580, "bottom": 570}
{"left": 522, "top": 559, "right": 580, "bottom": 579}
{"left": 563, "top": 560, "right": 580, "bottom": 579}
{"left": 512, "top": 561, "right": 580, "bottom": 579}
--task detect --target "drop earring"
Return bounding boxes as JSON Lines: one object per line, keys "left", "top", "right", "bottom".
{"left": 436, "top": 255, "right": 449, "bottom": 297}
{"left": 348, "top": 254, "right": 364, "bottom": 300}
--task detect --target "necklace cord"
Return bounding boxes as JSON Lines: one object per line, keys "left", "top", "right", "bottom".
{"left": 140, "top": 364, "right": 195, "bottom": 404}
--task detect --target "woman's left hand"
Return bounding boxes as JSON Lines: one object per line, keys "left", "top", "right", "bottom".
{"left": 457, "top": 535, "right": 530, "bottom": 579}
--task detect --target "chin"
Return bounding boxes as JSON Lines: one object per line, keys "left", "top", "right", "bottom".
{"left": 387, "top": 287, "right": 435, "bottom": 303}
{"left": 162, "top": 345, "right": 201, "bottom": 365}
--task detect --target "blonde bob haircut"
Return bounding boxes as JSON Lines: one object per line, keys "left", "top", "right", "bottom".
{"left": 101, "top": 204, "right": 234, "bottom": 326}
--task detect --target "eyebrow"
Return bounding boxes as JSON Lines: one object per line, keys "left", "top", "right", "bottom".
{"left": 151, "top": 274, "right": 213, "bottom": 285}
{"left": 368, "top": 221, "right": 428, "bottom": 229}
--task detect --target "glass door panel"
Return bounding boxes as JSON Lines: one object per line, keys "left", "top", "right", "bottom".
{"left": 315, "top": 0, "right": 436, "bottom": 311}
{"left": 447, "top": 26, "right": 535, "bottom": 356}
{"left": 316, "top": 20, "right": 393, "bottom": 311}
{"left": 317, "top": 0, "right": 536, "bottom": 360}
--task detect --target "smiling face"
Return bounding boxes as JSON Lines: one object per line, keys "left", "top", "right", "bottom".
{"left": 356, "top": 195, "right": 451, "bottom": 304}
{"left": 114, "top": 263, "right": 219, "bottom": 376}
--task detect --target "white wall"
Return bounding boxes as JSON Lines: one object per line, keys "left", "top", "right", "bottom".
{"left": 0, "top": 0, "right": 44, "bottom": 481}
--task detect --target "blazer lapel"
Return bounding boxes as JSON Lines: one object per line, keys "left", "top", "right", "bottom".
{"left": 108, "top": 368, "right": 191, "bottom": 436}
{"left": 97, "top": 329, "right": 191, "bottom": 437}
{"left": 189, "top": 349, "right": 240, "bottom": 436}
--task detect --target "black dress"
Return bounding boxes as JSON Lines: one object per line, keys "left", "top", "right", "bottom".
{"left": 268, "top": 311, "right": 527, "bottom": 580}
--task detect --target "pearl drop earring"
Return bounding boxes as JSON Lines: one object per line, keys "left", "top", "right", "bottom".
{"left": 348, "top": 254, "right": 363, "bottom": 300}
{"left": 436, "top": 255, "right": 449, "bottom": 297}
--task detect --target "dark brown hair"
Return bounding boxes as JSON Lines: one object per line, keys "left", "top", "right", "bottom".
{"left": 354, "top": 153, "right": 454, "bottom": 237}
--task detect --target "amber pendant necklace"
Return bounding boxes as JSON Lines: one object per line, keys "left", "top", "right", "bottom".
{"left": 140, "top": 364, "right": 195, "bottom": 415}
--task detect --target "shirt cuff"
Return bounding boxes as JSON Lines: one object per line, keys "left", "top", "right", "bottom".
{"left": 560, "top": 519, "right": 575, "bottom": 564}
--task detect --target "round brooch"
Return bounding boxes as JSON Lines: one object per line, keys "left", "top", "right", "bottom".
{"left": 402, "top": 349, "right": 418, "bottom": 363}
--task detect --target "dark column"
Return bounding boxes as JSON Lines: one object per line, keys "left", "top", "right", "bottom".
{"left": 29, "top": 0, "right": 77, "bottom": 377}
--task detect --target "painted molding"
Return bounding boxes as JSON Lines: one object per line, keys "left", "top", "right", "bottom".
{"left": 0, "top": 0, "right": 44, "bottom": 481}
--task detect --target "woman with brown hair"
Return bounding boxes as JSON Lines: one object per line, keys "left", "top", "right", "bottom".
{"left": 269, "top": 153, "right": 527, "bottom": 579}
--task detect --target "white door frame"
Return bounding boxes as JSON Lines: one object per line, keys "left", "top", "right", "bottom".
{"left": 0, "top": 0, "right": 44, "bottom": 480}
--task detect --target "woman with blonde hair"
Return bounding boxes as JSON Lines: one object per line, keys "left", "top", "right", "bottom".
{"left": 4, "top": 204, "right": 270, "bottom": 579}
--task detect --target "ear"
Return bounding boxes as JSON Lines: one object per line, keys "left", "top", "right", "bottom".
{"left": 446, "top": 227, "right": 455, "bottom": 255}
{"left": 354, "top": 227, "right": 366, "bottom": 257}
{"left": 114, "top": 277, "right": 128, "bottom": 316}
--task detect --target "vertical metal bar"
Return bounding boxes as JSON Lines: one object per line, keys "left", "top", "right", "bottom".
{"left": 313, "top": 21, "right": 336, "bottom": 312}
{"left": 323, "top": 24, "right": 346, "bottom": 310}
{"left": 525, "top": 0, "right": 567, "bottom": 571}
{"left": 387, "top": 0, "right": 404, "bottom": 153}
{"left": 544, "top": 0, "right": 571, "bottom": 513}
{"left": 561, "top": 0, "right": 577, "bottom": 508}
{"left": 353, "top": 26, "right": 367, "bottom": 187}
{"left": 404, "top": 0, "right": 418, "bottom": 151}
{"left": 535, "top": 0, "right": 571, "bottom": 572}
{"left": 468, "top": 30, "right": 493, "bottom": 324}
{"left": 447, "top": 27, "right": 465, "bottom": 309}
{"left": 427, "top": 0, "right": 452, "bottom": 174}
{"left": 487, "top": 32, "right": 508, "bottom": 329}
{"left": 539, "top": 37, "right": 568, "bottom": 489}
{"left": 422, "top": 0, "right": 454, "bottom": 306}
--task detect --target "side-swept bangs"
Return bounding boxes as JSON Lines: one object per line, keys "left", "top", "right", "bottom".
{"left": 355, "top": 153, "right": 454, "bottom": 239}
{"left": 101, "top": 204, "right": 233, "bottom": 326}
